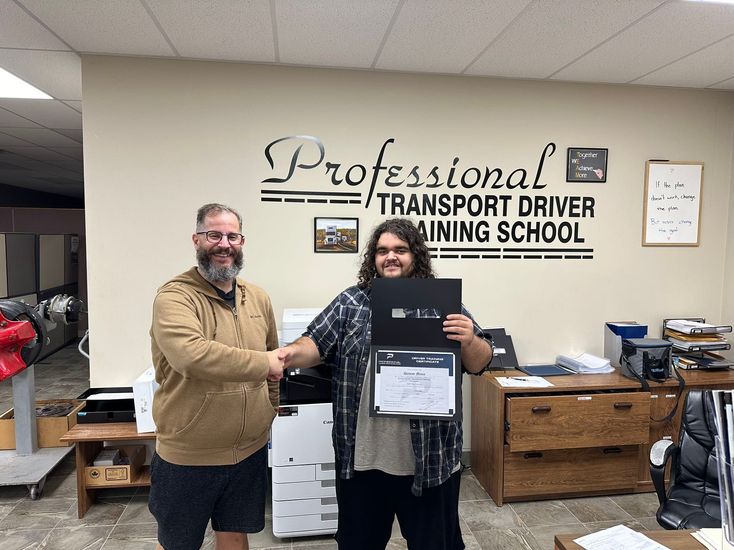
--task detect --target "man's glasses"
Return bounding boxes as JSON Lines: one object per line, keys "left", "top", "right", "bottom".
{"left": 196, "top": 231, "right": 245, "bottom": 245}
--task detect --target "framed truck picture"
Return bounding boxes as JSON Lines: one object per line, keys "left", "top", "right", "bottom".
{"left": 314, "top": 217, "right": 359, "bottom": 253}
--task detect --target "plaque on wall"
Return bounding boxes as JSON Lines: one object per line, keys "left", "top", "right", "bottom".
{"left": 566, "top": 147, "right": 608, "bottom": 183}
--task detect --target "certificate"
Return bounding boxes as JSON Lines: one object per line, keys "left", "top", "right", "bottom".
{"left": 369, "top": 277, "right": 463, "bottom": 421}
{"left": 372, "top": 349, "right": 456, "bottom": 417}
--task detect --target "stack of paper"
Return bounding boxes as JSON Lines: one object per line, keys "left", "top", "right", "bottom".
{"left": 573, "top": 524, "right": 670, "bottom": 549}
{"left": 665, "top": 320, "right": 731, "bottom": 352}
{"left": 692, "top": 528, "right": 734, "bottom": 550}
{"left": 556, "top": 353, "right": 614, "bottom": 374}
{"left": 666, "top": 319, "right": 732, "bottom": 335}
{"left": 495, "top": 376, "right": 554, "bottom": 388}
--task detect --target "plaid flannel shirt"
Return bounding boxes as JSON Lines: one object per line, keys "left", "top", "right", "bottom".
{"left": 305, "top": 284, "right": 486, "bottom": 495}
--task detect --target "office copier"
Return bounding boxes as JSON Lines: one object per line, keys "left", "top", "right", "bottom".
{"left": 271, "top": 308, "right": 337, "bottom": 538}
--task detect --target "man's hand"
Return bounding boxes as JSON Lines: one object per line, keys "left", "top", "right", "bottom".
{"left": 266, "top": 349, "right": 284, "bottom": 382}
{"left": 443, "top": 314, "right": 476, "bottom": 347}
{"left": 277, "top": 346, "right": 294, "bottom": 369}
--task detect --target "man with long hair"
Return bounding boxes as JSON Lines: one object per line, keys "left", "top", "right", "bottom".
{"left": 280, "top": 218, "right": 492, "bottom": 550}
{"left": 149, "top": 203, "right": 284, "bottom": 550}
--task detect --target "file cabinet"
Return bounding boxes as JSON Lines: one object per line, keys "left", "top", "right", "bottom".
{"left": 471, "top": 369, "right": 734, "bottom": 505}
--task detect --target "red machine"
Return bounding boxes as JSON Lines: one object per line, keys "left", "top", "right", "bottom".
{"left": 0, "top": 310, "right": 35, "bottom": 382}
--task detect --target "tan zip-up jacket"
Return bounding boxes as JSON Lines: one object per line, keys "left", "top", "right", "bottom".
{"left": 150, "top": 267, "right": 279, "bottom": 465}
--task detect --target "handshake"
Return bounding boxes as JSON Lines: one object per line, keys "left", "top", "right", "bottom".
{"left": 266, "top": 347, "right": 292, "bottom": 382}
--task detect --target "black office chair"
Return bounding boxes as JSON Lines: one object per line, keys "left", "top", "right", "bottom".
{"left": 649, "top": 389, "right": 721, "bottom": 529}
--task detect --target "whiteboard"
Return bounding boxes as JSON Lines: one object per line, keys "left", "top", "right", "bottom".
{"left": 642, "top": 161, "right": 703, "bottom": 246}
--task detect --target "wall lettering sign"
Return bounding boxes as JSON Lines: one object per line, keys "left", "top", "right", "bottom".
{"left": 566, "top": 148, "right": 607, "bottom": 183}
{"left": 260, "top": 136, "right": 597, "bottom": 261}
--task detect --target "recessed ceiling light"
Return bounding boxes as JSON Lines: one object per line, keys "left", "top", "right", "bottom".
{"left": 0, "top": 67, "right": 52, "bottom": 99}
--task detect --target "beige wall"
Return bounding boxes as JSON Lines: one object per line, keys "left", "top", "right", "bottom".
{"left": 82, "top": 56, "right": 734, "bottom": 446}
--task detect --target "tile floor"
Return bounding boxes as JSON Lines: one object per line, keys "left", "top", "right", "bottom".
{"left": 0, "top": 345, "right": 666, "bottom": 549}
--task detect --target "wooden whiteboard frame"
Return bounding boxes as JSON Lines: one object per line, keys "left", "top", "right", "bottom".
{"left": 642, "top": 160, "right": 704, "bottom": 247}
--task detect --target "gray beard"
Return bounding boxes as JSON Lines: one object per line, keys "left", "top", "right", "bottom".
{"left": 197, "top": 247, "right": 244, "bottom": 283}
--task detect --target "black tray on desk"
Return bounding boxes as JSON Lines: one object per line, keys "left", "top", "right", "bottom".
{"left": 76, "top": 387, "right": 136, "bottom": 423}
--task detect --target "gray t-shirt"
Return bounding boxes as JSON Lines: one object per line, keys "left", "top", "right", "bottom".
{"left": 354, "top": 363, "right": 415, "bottom": 475}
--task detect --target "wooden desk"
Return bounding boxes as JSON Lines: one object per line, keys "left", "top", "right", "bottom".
{"left": 61, "top": 423, "right": 156, "bottom": 518}
{"left": 554, "top": 529, "right": 703, "bottom": 549}
{"left": 471, "top": 368, "right": 734, "bottom": 505}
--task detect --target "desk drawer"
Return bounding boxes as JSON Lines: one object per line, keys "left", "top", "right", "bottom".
{"left": 506, "top": 392, "right": 649, "bottom": 452}
{"left": 504, "top": 445, "right": 638, "bottom": 499}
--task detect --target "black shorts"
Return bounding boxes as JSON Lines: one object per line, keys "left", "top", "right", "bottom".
{"left": 335, "top": 466, "right": 464, "bottom": 550}
{"left": 149, "top": 446, "right": 267, "bottom": 550}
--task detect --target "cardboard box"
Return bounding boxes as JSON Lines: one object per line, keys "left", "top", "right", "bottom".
{"left": 84, "top": 445, "right": 146, "bottom": 487}
{"left": 604, "top": 322, "right": 648, "bottom": 367}
{"left": 133, "top": 367, "right": 159, "bottom": 433}
{"left": 0, "top": 399, "right": 85, "bottom": 449}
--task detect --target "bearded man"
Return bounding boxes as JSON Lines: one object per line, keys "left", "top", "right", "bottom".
{"left": 149, "top": 203, "right": 283, "bottom": 550}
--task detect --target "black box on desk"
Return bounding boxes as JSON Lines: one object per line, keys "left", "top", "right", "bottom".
{"left": 76, "top": 387, "right": 136, "bottom": 424}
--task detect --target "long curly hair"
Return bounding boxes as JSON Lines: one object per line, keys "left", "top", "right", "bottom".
{"left": 357, "top": 218, "right": 435, "bottom": 289}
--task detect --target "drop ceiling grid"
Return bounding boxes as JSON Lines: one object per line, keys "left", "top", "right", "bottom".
{"left": 145, "top": 0, "right": 275, "bottom": 62}
{"left": 551, "top": 1, "right": 734, "bottom": 85}
{"left": 0, "top": 107, "right": 41, "bottom": 128}
{"left": 18, "top": 0, "right": 175, "bottom": 56}
{"left": 375, "top": 0, "right": 531, "bottom": 74}
{"left": 0, "top": 99, "right": 82, "bottom": 129}
{"left": 276, "top": 0, "right": 399, "bottom": 67}
{"left": 465, "top": 0, "right": 664, "bottom": 79}
{"left": 0, "top": 49, "right": 82, "bottom": 100}
{"left": 0, "top": 0, "right": 70, "bottom": 50}
{"left": 0, "top": 127, "right": 81, "bottom": 147}
{"left": 633, "top": 34, "right": 734, "bottom": 88}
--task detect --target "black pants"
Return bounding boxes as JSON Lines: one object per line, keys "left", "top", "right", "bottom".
{"left": 335, "top": 467, "right": 464, "bottom": 550}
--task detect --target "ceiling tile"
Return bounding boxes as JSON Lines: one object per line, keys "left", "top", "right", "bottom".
{"left": 0, "top": 0, "right": 70, "bottom": 50}
{"left": 0, "top": 49, "right": 81, "bottom": 100}
{"left": 61, "top": 100, "right": 82, "bottom": 113}
{"left": 146, "top": 0, "right": 275, "bottom": 62}
{"left": 0, "top": 131, "right": 34, "bottom": 147}
{"left": 0, "top": 99, "right": 82, "bottom": 129}
{"left": 632, "top": 34, "right": 734, "bottom": 88}
{"left": 466, "top": 0, "right": 663, "bottom": 78}
{"left": 51, "top": 128, "right": 82, "bottom": 143}
{"left": 1, "top": 145, "right": 77, "bottom": 163}
{"left": 552, "top": 1, "right": 734, "bottom": 84}
{"left": 712, "top": 76, "right": 734, "bottom": 90}
{"left": 376, "top": 0, "right": 531, "bottom": 74}
{"left": 0, "top": 107, "right": 41, "bottom": 128}
{"left": 0, "top": 128, "right": 81, "bottom": 147}
{"left": 20, "top": 0, "right": 175, "bottom": 55}
{"left": 47, "top": 146, "right": 83, "bottom": 160}
{"left": 277, "top": 0, "right": 399, "bottom": 67}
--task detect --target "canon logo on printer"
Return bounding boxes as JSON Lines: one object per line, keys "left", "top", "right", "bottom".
{"left": 322, "top": 420, "right": 334, "bottom": 425}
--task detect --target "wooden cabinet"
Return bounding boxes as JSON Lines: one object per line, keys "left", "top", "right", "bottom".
{"left": 60, "top": 423, "right": 155, "bottom": 518}
{"left": 471, "top": 369, "right": 734, "bottom": 505}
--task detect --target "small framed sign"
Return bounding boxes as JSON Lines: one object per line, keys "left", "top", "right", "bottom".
{"left": 314, "top": 217, "right": 359, "bottom": 253}
{"left": 566, "top": 147, "right": 608, "bottom": 183}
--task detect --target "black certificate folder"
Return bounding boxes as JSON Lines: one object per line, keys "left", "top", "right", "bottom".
{"left": 369, "top": 278, "right": 462, "bottom": 421}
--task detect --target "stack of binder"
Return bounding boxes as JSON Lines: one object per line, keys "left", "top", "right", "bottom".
{"left": 664, "top": 319, "right": 732, "bottom": 352}
{"left": 556, "top": 353, "right": 614, "bottom": 374}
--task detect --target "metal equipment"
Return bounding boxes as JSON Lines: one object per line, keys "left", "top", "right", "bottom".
{"left": 0, "top": 294, "right": 84, "bottom": 499}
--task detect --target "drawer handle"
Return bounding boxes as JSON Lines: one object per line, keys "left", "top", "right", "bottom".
{"left": 531, "top": 406, "right": 551, "bottom": 414}
{"left": 614, "top": 402, "right": 633, "bottom": 409}
{"left": 523, "top": 452, "right": 543, "bottom": 459}
{"left": 603, "top": 447, "right": 622, "bottom": 454}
